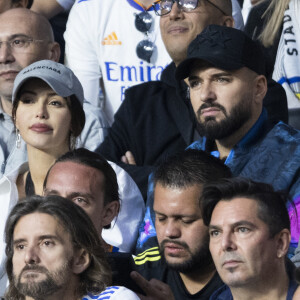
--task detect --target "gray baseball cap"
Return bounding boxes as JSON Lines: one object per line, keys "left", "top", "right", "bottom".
{"left": 12, "top": 60, "right": 84, "bottom": 105}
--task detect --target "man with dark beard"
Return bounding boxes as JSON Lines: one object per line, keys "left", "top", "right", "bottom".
{"left": 131, "top": 149, "right": 231, "bottom": 299}
{"left": 176, "top": 25, "right": 300, "bottom": 251}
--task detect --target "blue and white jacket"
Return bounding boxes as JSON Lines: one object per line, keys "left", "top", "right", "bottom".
{"left": 83, "top": 286, "right": 140, "bottom": 300}
{"left": 136, "top": 109, "right": 300, "bottom": 253}
{"left": 189, "top": 109, "right": 300, "bottom": 247}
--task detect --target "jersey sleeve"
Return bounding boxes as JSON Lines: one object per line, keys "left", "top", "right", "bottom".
{"left": 103, "top": 162, "right": 145, "bottom": 253}
{"left": 56, "top": 0, "right": 74, "bottom": 11}
{"left": 232, "top": 0, "right": 244, "bottom": 30}
{"left": 64, "top": 1, "right": 101, "bottom": 108}
{"left": 83, "top": 286, "right": 141, "bottom": 300}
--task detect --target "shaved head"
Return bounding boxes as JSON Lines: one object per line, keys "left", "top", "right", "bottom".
{"left": 215, "top": 0, "right": 232, "bottom": 16}
{"left": 0, "top": 8, "right": 54, "bottom": 41}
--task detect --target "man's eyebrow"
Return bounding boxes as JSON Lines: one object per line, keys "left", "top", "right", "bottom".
{"left": 67, "top": 192, "right": 94, "bottom": 200}
{"left": 209, "top": 220, "right": 257, "bottom": 230}
{"left": 43, "top": 188, "right": 59, "bottom": 195}
{"left": 154, "top": 210, "right": 166, "bottom": 215}
{"left": 2, "top": 34, "right": 32, "bottom": 41}
{"left": 44, "top": 189, "right": 94, "bottom": 201}
{"left": 211, "top": 71, "right": 233, "bottom": 77}
{"left": 208, "top": 224, "right": 222, "bottom": 231}
{"left": 188, "top": 71, "right": 233, "bottom": 81}
{"left": 231, "top": 220, "right": 257, "bottom": 228}
{"left": 154, "top": 210, "right": 198, "bottom": 219}
{"left": 38, "top": 234, "right": 64, "bottom": 243}
{"left": 188, "top": 75, "right": 200, "bottom": 81}
{"left": 13, "top": 238, "right": 26, "bottom": 246}
{"left": 13, "top": 235, "right": 63, "bottom": 245}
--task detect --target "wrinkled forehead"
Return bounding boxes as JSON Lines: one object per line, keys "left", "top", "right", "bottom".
{"left": 45, "top": 161, "right": 106, "bottom": 196}
{"left": 154, "top": 183, "right": 203, "bottom": 214}
{"left": 0, "top": 11, "right": 40, "bottom": 40}
{"left": 13, "top": 212, "right": 69, "bottom": 242}
{"left": 210, "top": 197, "right": 263, "bottom": 228}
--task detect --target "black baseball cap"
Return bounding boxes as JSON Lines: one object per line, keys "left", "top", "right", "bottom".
{"left": 176, "top": 25, "right": 266, "bottom": 80}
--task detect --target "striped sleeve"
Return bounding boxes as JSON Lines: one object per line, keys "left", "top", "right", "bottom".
{"left": 134, "top": 246, "right": 161, "bottom": 266}
{"left": 83, "top": 286, "right": 140, "bottom": 300}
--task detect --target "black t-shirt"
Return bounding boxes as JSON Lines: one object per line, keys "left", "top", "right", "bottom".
{"left": 166, "top": 268, "right": 223, "bottom": 300}
{"left": 134, "top": 247, "right": 223, "bottom": 300}
{"left": 107, "top": 252, "right": 143, "bottom": 294}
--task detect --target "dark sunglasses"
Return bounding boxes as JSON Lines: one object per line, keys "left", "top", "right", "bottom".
{"left": 153, "top": 0, "right": 227, "bottom": 16}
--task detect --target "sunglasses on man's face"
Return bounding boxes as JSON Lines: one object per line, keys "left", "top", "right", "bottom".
{"left": 153, "top": 0, "right": 227, "bottom": 16}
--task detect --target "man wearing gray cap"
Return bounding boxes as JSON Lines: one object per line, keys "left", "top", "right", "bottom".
{"left": 176, "top": 24, "right": 300, "bottom": 250}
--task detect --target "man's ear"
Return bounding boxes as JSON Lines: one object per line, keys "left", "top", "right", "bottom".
{"left": 72, "top": 248, "right": 91, "bottom": 274}
{"left": 48, "top": 42, "right": 61, "bottom": 63}
{"left": 102, "top": 201, "right": 120, "bottom": 228}
{"left": 12, "top": 0, "right": 28, "bottom": 8}
{"left": 253, "top": 75, "right": 268, "bottom": 105}
{"left": 275, "top": 229, "right": 291, "bottom": 258}
{"left": 222, "top": 16, "right": 234, "bottom": 28}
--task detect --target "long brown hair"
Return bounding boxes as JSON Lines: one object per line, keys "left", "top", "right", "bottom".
{"left": 5, "top": 195, "right": 112, "bottom": 299}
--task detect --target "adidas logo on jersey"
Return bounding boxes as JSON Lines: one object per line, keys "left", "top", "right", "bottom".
{"left": 102, "top": 32, "right": 122, "bottom": 45}
{"left": 134, "top": 246, "right": 161, "bottom": 266}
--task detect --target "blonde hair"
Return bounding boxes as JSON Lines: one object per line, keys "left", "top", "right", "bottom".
{"left": 259, "top": 0, "right": 290, "bottom": 47}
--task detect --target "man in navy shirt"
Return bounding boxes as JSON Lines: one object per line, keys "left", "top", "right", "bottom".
{"left": 201, "top": 177, "right": 299, "bottom": 300}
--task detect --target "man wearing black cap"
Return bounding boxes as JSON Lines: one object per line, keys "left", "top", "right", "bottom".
{"left": 98, "top": 0, "right": 235, "bottom": 199}
{"left": 98, "top": 0, "right": 287, "bottom": 201}
{"left": 176, "top": 24, "right": 300, "bottom": 250}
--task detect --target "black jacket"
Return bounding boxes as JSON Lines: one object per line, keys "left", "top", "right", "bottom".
{"left": 98, "top": 62, "right": 287, "bottom": 198}
{"left": 97, "top": 63, "right": 196, "bottom": 198}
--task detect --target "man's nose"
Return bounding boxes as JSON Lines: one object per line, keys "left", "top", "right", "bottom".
{"left": 24, "top": 246, "right": 40, "bottom": 265}
{"left": 165, "top": 220, "right": 181, "bottom": 239}
{"left": 199, "top": 81, "right": 217, "bottom": 103}
{"left": 221, "top": 231, "right": 237, "bottom": 252}
{"left": 168, "top": 2, "right": 184, "bottom": 20}
{"left": 0, "top": 41, "right": 15, "bottom": 64}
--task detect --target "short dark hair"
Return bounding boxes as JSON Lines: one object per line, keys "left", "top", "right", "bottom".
{"left": 5, "top": 195, "right": 112, "bottom": 299}
{"left": 154, "top": 149, "right": 232, "bottom": 190}
{"left": 44, "top": 148, "right": 119, "bottom": 206}
{"left": 201, "top": 177, "right": 291, "bottom": 237}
